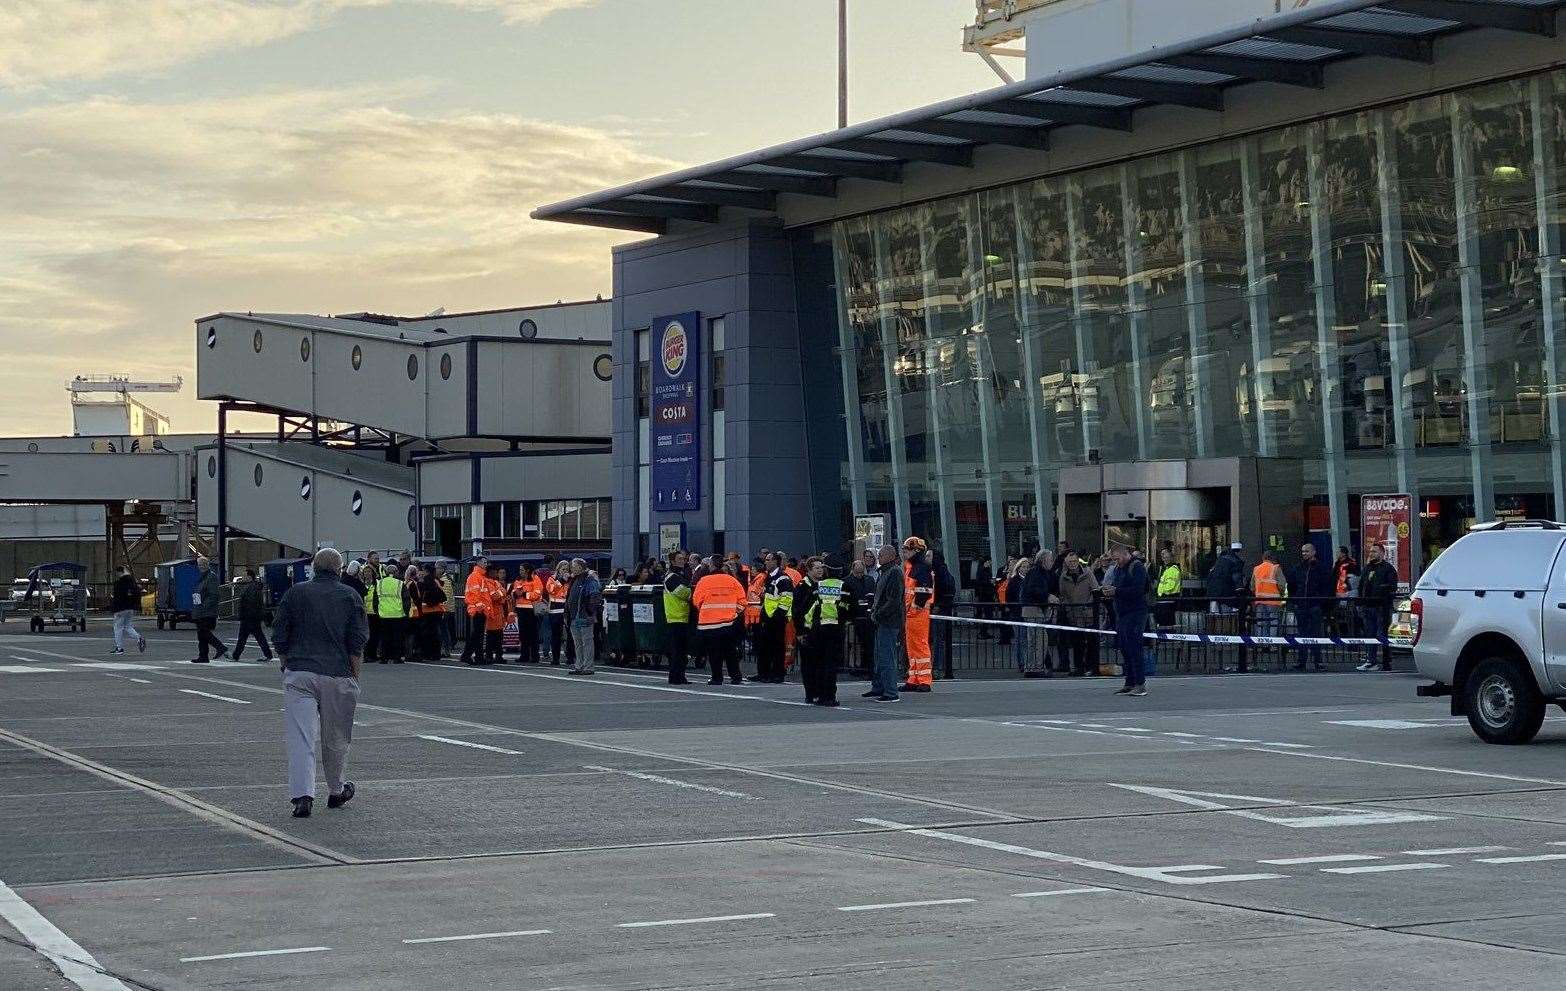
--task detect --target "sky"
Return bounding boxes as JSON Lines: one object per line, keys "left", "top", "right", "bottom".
{"left": 0, "top": 0, "right": 997, "bottom": 436}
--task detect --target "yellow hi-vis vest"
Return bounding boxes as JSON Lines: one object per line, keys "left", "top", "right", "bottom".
{"left": 803, "top": 578, "right": 844, "bottom": 630}
{"left": 1156, "top": 564, "right": 1181, "bottom": 596}
{"left": 374, "top": 575, "right": 406, "bottom": 619}
{"left": 663, "top": 574, "right": 692, "bottom": 624}
{"left": 762, "top": 571, "right": 793, "bottom": 618}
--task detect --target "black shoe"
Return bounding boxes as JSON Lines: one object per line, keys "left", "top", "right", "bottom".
{"left": 861, "top": 690, "right": 879, "bottom": 698}
{"left": 708, "top": 679, "right": 724, "bottom": 685}
{"left": 326, "top": 782, "right": 355, "bottom": 809}
{"left": 231, "top": 653, "right": 243, "bottom": 662}
{"left": 214, "top": 649, "right": 228, "bottom": 660}
{"left": 291, "top": 797, "right": 312, "bottom": 818}
{"left": 261, "top": 654, "right": 274, "bottom": 663}
{"left": 804, "top": 697, "right": 817, "bottom": 705}
{"left": 876, "top": 695, "right": 900, "bottom": 703}
{"left": 819, "top": 700, "right": 840, "bottom": 707}
{"left": 190, "top": 658, "right": 209, "bottom": 664}
{"left": 1114, "top": 686, "right": 1133, "bottom": 695}
{"left": 669, "top": 678, "right": 690, "bottom": 685}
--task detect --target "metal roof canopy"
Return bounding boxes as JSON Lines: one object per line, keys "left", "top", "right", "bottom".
{"left": 533, "top": 0, "right": 1563, "bottom": 234}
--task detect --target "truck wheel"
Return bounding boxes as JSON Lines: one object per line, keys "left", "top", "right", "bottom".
{"left": 1465, "top": 657, "right": 1546, "bottom": 745}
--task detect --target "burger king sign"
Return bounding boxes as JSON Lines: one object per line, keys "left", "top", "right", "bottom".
{"left": 661, "top": 320, "right": 689, "bottom": 377}
{"left": 650, "top": 312, "right": 702, "bottom": 511}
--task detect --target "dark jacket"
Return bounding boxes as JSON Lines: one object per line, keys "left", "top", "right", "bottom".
{"left": 1021, "top": 565, "right": 1055, "bottom": 608}
{"left": 1289, "top": 557, "right": 1333, "bottom": 609}
{"left": 238, "top": 579, "right": 268, "bottom": 622}
{"left": 1359, "top": 558, "right": 1399, "bottom": 608}
{"left": 1112, "top": 560, "right": 1149, "bottom": 620}
{"left": 191, "top": 569, "right": 221, "bottom": 620}
{"left": 342, "top": 573, "right": 367, "bottom": 599}
{"left": 974, "top": 563, "right": 995, "bottom": 601}
{"left": 1204, "top": 550, "right": 1245, "bottom": 603}
{"left": 273, "top": 571, "right": 370, "bottom": 677}
{"left": 932, "top": 553, "right": 957, "bottom": 612}
{"left": 791, "top": 577, "right": 820, "bottom": 628}
{"left": 842, "top": 573, "right": 873, "bottom": 622}
{"left": 870, "top": 562, "right": 905, "bottom": 628}
{"left": 110, "top": 574, "right": 139, "bottom": 613}
{"left": 565, "top": 572, "right": 603, "bottom": 626}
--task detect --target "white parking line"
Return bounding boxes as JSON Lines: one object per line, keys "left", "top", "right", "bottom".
{"left": 181, "top": 946, "right": 330, "bottom": 963}
{"left": 583, "top": 764, "right": 754, "bottom": 800}
{"left": 1406, "top": 846, "right": 1510, "bottom": 856}
{"left": 0, "top": 880, "right": 135, "bottom": 990}
{"left": 1259, "top": 854, "right": 1381, "bottom": 865}
{"left": 417, "top": 735, "right": 524, "bottom": 756}
{"left": 617, "top": 913, "right": 774, "bottom": 929}
{"left": 177, "top": 689, "right": 252, "bottom": 705}
{"left": 1210, "top": 737, "right": 1262, "bottom": 744}
{"left": 402, "top": 929, "right": 551, "bottom": 944}
{"left": 1320, "top": 863, "right": 1448, "bottom": 875}
{"left": 1474, "top": 853, "right": 1566, "bottom": 864}
{"left": 0, "top": 664, "right": 61, "bottom": 673}
{"left": 837, "top": 898, "right": 975, "bottom": 912}
{"left": 1011, "top": 887, "right": 1109, "bottom": 898}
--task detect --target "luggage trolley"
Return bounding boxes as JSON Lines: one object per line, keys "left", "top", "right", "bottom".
{"left": 14, "top": 562, "right": 89, "bottom": 633}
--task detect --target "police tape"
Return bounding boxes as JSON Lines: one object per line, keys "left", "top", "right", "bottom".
{"left": 929, "top": 612, "right": 1407, "bottom": 649}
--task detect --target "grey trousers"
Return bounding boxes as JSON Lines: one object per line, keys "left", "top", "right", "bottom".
{"left": 570, "top": 622, "right": 595, "bottom": 673}
{"left": 283, "top": 669, "right": 359, "bottom": 800}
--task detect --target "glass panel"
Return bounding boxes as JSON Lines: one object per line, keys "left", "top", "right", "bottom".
{"left": 1072, "top": 167, "right": 1136, "bottom": 462}
{"left": 1188, "top": 142, "right": 1248, "bottom": 456}
{"left": 1016, "top": 176, "right": 1077, "bottom": 472}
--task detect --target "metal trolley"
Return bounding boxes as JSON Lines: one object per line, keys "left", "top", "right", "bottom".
{"left": 12, "top": 562, "right": 90, "bottom": 633}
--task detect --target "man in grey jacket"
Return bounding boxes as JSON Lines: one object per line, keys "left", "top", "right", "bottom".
{"left": 865, "top": 543, "right": 905, "bottom": 703}
{"left": 190, "top": 556, "right": 228, "bottom": 663}
{"left": 273, "top": 547, "right": 369, "bottom": 819}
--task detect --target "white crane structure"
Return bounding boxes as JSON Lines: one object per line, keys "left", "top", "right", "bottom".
{"left": 68, "top": 374, "right": 183, "bottom": 438}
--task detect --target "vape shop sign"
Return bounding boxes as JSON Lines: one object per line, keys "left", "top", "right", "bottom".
{"left": 1361, "top": 493, "right": 1412, "bottom": 586}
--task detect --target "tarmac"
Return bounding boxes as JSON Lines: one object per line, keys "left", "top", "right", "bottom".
{"left": 0, "top": 620, "right": 1562, "bottom": 990}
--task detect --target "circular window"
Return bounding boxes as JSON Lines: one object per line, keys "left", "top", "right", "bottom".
{"left": 252, "top": 329, "right": 264, "bottom": 353}
{"left": 433, "top": 326, "right": 447, "bottom": 335}
{"left": 300, "top": 337, "right": 311, "bottom": 362}
{"left": 26, "top": 442, "right": 38, "bottom": 453}
{"left": 440, "top": 352, "right": 452, "bottom": 380}
{"left": 351, "top": 345, "right": 363, "bottom": 370}
{"left": 350, "top": 490, "right": 364, "bottom": 516}
{"left": 519, "top": 318, "right": 538, "bottom": 339}
{"left": 406, "top": 354, "right": 419, "bottom": 381}
{"left": 253, "top": 464, "right": 264, "bottom": 486}
{"left": 300, "top": 476, "right": 312, "bottom": 500}
{"left": 207, "top": 455, "right": 217, "bottom": 478}
{"left": 593, "top": 353, "right": 613, "bottom": 382}
{"left": 205, "top": 325, "right": 217, "bottom": 349}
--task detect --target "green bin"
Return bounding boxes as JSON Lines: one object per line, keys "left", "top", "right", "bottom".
{"left": 628, "top": 584, "right": 664, "bottom": 668}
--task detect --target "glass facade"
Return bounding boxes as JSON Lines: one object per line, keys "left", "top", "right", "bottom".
{"left": 828, "top": 68, "right": 1566, "bottom": 573}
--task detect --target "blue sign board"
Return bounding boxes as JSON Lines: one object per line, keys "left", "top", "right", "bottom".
{"left": 650, "top": 312, "right": 701, "bottom": 512}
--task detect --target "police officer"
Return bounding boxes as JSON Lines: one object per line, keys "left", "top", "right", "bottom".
{"left": 792, "top": 557, "right": 844, "bottom": 706}
{"left": 662, "top": 550, "right": 694, "bottom": 685}
{"left": 758, "top": 551, "right": 794, "bottom": 684}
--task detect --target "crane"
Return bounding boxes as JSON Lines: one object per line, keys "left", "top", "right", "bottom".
{"left": 68, "top": 375, "right": 184, "bottom": 395}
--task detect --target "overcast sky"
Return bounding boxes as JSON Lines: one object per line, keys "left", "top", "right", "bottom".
{"left": 0, "top": 0, "right": 996, "bottom": 435}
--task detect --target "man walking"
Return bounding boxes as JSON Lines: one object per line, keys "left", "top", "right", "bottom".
{"left": 565, "top": 559, "right": 602, "bottom": 675}
{"left": 108, "top": 565, "right": 146, "bottom": 655}
{"left": 190, "top": 556, "right": 227, "bottom": 663}
{"left": 232, "top": 567, "right": 274, "bottom": 662}
{"left": 1289, "top": 543, "right": 1332, "bottom": 672}
{"left": 273, "top": 548, "right": 367, "bottom": 819}
{"left": 1104, "top": 544, "right": 1150, "bottom": 697}
{"left": 867, "top": 543, "right": 904, "bottom": 703}
{"left": 1356, "top": 542, "right": 1400, "bottom": 672}
{"left": 662, "top": 551, "right": 694, "bottom": 684}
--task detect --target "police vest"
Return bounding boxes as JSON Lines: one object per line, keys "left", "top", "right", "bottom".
{"left": 1156, "top": 565, "right": 1181, "bottom": 597}
{"left": 762, "top": 572, "right": 794, "bottom": 618}
{"left": 374, "top": 576, "right": 406, "bottom": 618}
{"left": 804, "top": 578, "right": 844, "bottom": 630}
{"left": 663, "top": 575, "right": 692, "bottom": 624}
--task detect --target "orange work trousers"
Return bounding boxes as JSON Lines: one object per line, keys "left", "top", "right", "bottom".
{"left": 904, "top": 607, "right": 932, "bottom": 687}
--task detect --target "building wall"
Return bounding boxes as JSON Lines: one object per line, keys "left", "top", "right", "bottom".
{"left": 1020, "top": 0, "right": 1296, "bottom": 80}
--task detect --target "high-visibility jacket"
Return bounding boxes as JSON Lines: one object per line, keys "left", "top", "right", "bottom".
{"left": 374, "top": 575, "right": 406, "bottom": 619}
{"left": 745, "top": 570, "right": 766, "bottom": 627}
{"left": 362, "top": 567, "right": 378, "bottom": 614}
{"left": 1156, "top": 564, "right": 1182, "bottom": 597}
{"left": 484, "top": 578, "right": 508, "bottom": 631}
{"left": 762, "top": 569, "right": 795, "bottom": 619}
{"left": 903, "top": 559, "right": 934, "bottom": 688}
{"left": 1253, "top": 562, "right": 1285, "bottom": 606}
{"left": 512, "top": 576, "right": 544, "bottom": 610}
{"left": 692, "top": 573, "right": 747, "bottom": 630}
{"left": 797, "top": 577, "right": 844, "bottom": 630}
{"left": 464, "top": 567, "right": 490, "bottom": 619}
{"left": 785, "top": 566, "right": 803, "bottom": 587}
{"left": 904, "top": 559, "right": 933, "bottom": 614}
{"left": 663, "top": 569, "right": 693, "bottom": 624}
{"left": 546, "top": 576, "right": 569, "bottom": 614}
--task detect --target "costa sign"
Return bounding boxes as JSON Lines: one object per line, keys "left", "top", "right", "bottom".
{"left": 650, "top": 312, "right": 702, "bottom": 512}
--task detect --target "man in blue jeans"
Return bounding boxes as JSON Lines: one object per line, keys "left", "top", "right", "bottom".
{"left": 865, "top": 543, "right": 904, "bottom": 703}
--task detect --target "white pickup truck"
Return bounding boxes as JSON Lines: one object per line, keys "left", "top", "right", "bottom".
{"left": 1411, "top": 520, "right": 1566, "bottom": 743}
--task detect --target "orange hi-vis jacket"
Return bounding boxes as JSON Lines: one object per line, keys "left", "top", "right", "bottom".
{"left": 1253, "top": 562, "right": 1285, "bottom": 606}
{"left": 512, "top": 575, "right": 544, "bottom": 610}
{"left": 692, "top": 573, "right": 748, "bottom": 630}
{"left": 745, "top": 569, "right": 766, "bottom": 628}
{"left": 546, "top": 575, "right": 569, "bottom": 614}
{"left": 464, "top": 567, "right": 490, "bottom": 619}
{"left": 484, "top": 577, "right": 508, "bottom": 631}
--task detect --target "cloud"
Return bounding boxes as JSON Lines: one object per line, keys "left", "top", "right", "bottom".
{"left": 0, "top": 86, "right": 673, "bottom": 434}
{"left": 0, "top": 0, "right": 602, "bottom": 86}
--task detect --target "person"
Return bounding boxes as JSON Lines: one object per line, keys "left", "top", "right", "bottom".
{"left": 1055, "top": 551, "right": 1099, "bottom": 676}
{"left": 1005, "top": 557, "right": 1031, "bottom": 672}
{"left": 414, "top": 564, "right": 446, "bottom": 661}
{"left": 996, "top": 556, "right": 1016, "bottom": 646}
{"left": 757, "top": 552, "right": 794, "bottom": 683}
{"left": 1332, "top": 545, "right": 1359, "bottom": 633}
{"left": 372, "top": 563, "right": 405, "bottom": 664}
{"left": 1103, "top": 544, "right": 1150, "bottom": 697}
{"left": 865, "top": 543, "right": 905, "bottom": 702}
{"left": 233, "top": 567, "right": 274, "bottom": 662}
{"left": 1019, "top": 550, "right": 1056, "bottom": 676}
{"left": 662, "top": 551, "right": 694, "bottom": 684}
{"left": 461, "top": 558, "right": 492, "bottom": 666}
{"left": 861, "top": 548, "right": 880, "bottom": 585}
{"left": 484, "top": 566, "right": 508, "bottom": 665}
{"left": 401, "top": 564, "right": 423, "bottom": 660}
{"left": 342, "top": 560, "right": 367, "bottom": 600}
{"left": 274, "top": 547, "right": 367, "bottom": 819}
{"left": 793, "top": 557, "right": 844, "bottom": 706}
{"left": 692, "top": 561, "right": 747, "bottom": 685}
{"left": 930, "top": 551, "right": 957, "bottom": 681}
{"left": 1250, "top": 549, "right": 1286, "bottom": 667}
{"left": 362, "top": 554, "right": 381, "bottom": 662}
{"left": 565, "top": 559, "right": 602, "bottom": 675}
{"left": 842, "top": 558, "right": 876, "bottom": 678}
{"left": 973, "top": 556, "right": 996, "bottom": 639}
{"left": 511, "top": 564, "right": 544, "bottom": 664}
{"left": 190, "top": 556, "right": 227, "bottom": 663}
{"left": 1153, "top": 547, "right": 1182, "bottom": 669}
{"left": 545, "top": 561, "right": 570, "bottom": 666}
{"left": 108, "top": 565, "right": 146, "bottom": 655}
{"left": 900, "top": 537, "right": 934, "bottom": 693}
{"left": 1356, "top": 542, "right": 1400, "bottom": 672}
{"left": 612, "top": 567, "right": 630, "bottom": 586}
{"left": 436, "top": 563, "right": 456, "bottom": 658}
{"left": 1205, "top": 542, "right": 1248, "bottom": 672}
{"left": 1289, "top": 543, "right": 1332, "bottom": 672}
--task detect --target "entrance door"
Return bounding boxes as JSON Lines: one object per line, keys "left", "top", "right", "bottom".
{"left": 435, "top": 518, "right": 461, "bottom": 560}
{"left": 1104, "top": 521, "right": 1147, "bottom": 559}
{"left": 1152, "top": 520, "right": 1230, "bottom": 587}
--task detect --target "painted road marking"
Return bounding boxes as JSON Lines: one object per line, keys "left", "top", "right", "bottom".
{"left": 1474, "top": 853, "right": 1566, "bottom": 864}
{"left": 1210, "top": 737, "right": 1262, "bottom": 744}
{"left": 837, "top": 898, "right": 976, "bottom": 912}
{"left": 1008, "top": 720, "right": 1312, "bottom": 750}
{"left": 417, "top": 735, "right": 524, "bottom": 756}
{"left": 0, "top": 880, "right": 136, "bottom": 991}
{"left": 583, "top": 764, "right": 754, "bottom": 800}
{"left": 1327, "top": 719, "right": 1449, "bottom": 729}
{"left": 403, "top": 930, "right": 551, "bottom": 945}
{"left": 617, "top": 913, "right": 774, "bottom": 929}
{"left": 1259, "top": 854, "right": 1381, "bottom": 865}
{"left": 1245, "top": 747, "right": 1566, "bottom": 787}
{"left": 76, "top": 662, "right": 163, "bottom": 672}
{"left": 1406, "top": 846, "right": 1510, "bottom": 856}
{"left": 99, "top": 673, "right": 154, "bottom": 684}
{"left": 1321, "top": 863, "right": 1448, "bottom": 875}
{"left": 857, "top": 818, "right": 1285, "bottom": 886}
{"left": 181, "top": 946, "right": 330, "bottom": 963}
{"left": 1161, "top": 732, "right": 1204, "bottom": 738}
{"left": 0, "top": 664, "right": 62, "bottom": 673}
{"left": 1111, "top": 783, "right": 1443, "bottom": 829}
{"left": 1011, "top": 887, "right": 1110, "bottom": 898}
{"left": 178, "top": 689, "right": 252, "bottom": 705}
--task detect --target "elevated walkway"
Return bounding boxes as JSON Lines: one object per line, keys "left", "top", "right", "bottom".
{"left": 0, "top": 450, "right": 192, "bottom": 503}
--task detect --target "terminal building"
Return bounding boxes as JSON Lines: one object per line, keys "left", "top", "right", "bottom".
{"left": 536, "top": 0, "right": 1566, "bottom": 582}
